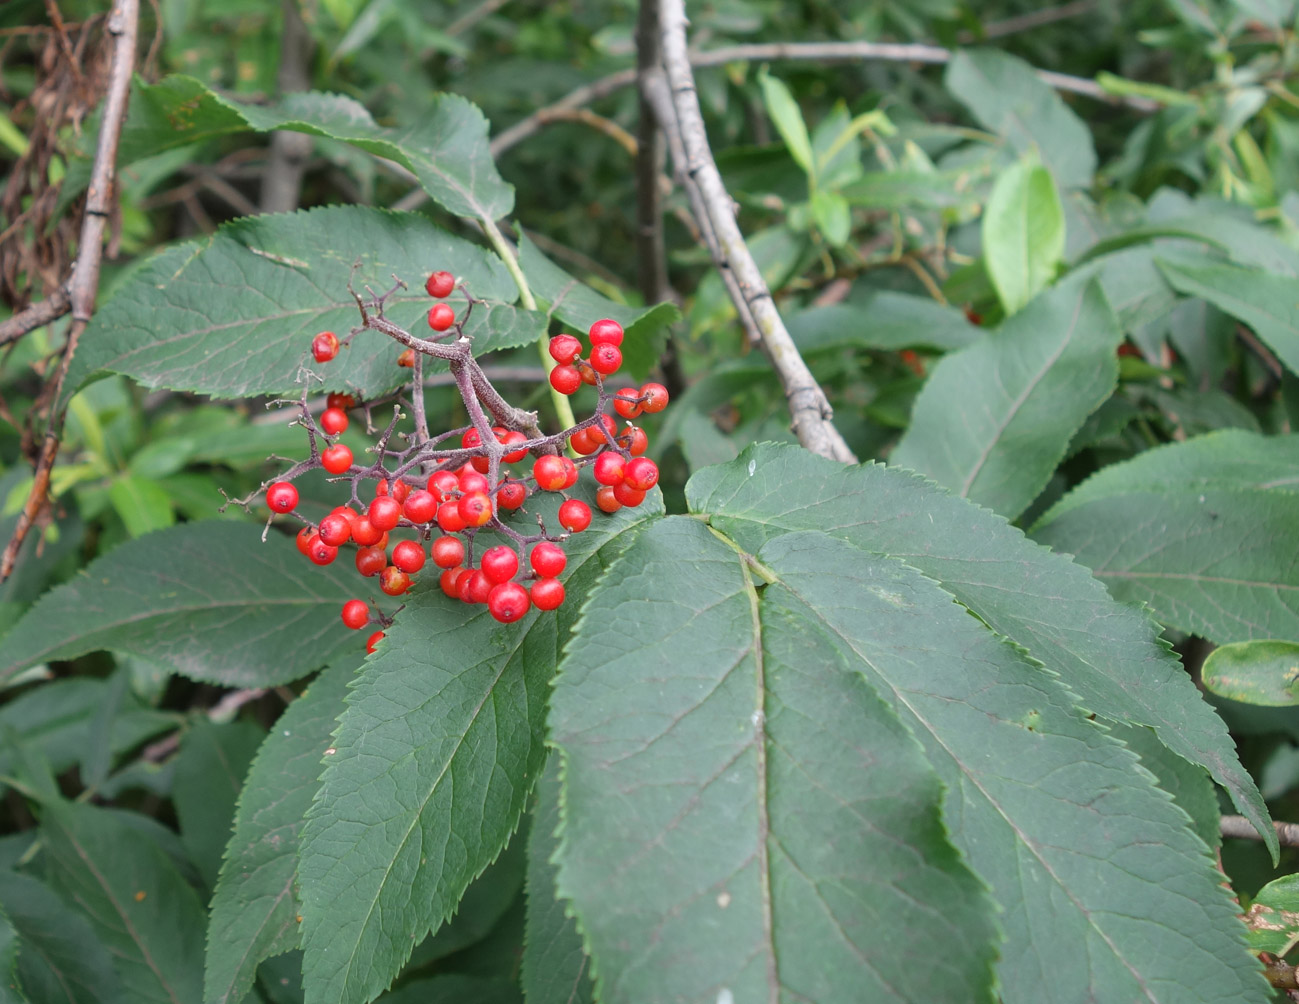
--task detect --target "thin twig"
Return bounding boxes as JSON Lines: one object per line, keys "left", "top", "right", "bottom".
{"left": 446, "top": 0, "right": 512, "bottom": 37}
{"left": 0, "top": 291, "right": 71, "bottom": 348}
{"left": 488, "top": 39, "right": 1157, "bottom": 158}
{"left": 260, "top": 0, "right": 313, "bottom": 214}
{"left": 636, "top": 0, "right": 670, "bottom": 308}
{"left": 1221, "top": 814, "right": 1299, "bottom": 846}
{"left": 967, "top": 0, "right": 1096, "bottom": 41}
{"left": 1, "top": 0, "right": 139, "bottom": 582}
{"left": 649, "top": 3, "right": 856, "bottom": 462}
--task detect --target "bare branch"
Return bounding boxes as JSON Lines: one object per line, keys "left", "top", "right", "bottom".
{"left": 635, "top": 0, "right": 670, "bottom": 308}
{"left": 0, "top": 290, "right": 71, "bottom": 348}
{"left": 648, "top": 2, "right": 856, "bottom": 462}
{"left": 260, "top": 0, "right": 313, "bottom": 213}
{"left": 1, "top": 0, "right": 139, "bottom": 582}
{"left": 1221, "top": 814, "right": 1299, "bottom": 847}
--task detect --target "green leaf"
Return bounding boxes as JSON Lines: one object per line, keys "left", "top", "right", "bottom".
{"left": 67, "top": 207, "right": 542, "bottom": 403}
{"left": 108, "top": 475, "right": 175, "bottom": 538}
{"left": 205, "top": 658, "right": 357, "bottom": 1004}
{"left": 1109, "top": 722, "right": 1222, "bottom": 852}
{"left": 102, "top": 77, "right": 512, "bottom": 222}
{"left": 809, "top": 190, "right": 851, "bottom": 245}
{"left": 1032, "top": 436, "right": 1299, "bottom": 645}
{"left": 521, "top": 757, "right": 591, "bottom": 1004}
{"left": 0, "top": 522, "right": 362, "bottom": 688}
{"left": 297, "top": 486, "right": 661, "bottom": 1004}
{"left": 891, "top": 278, "right": 1122, "bottom": 519}
{"left": 375, "top": 975, "right": 520, "bottom": 1004}
{"left": 1202, "top": 641, "right": 1299, "bottom": 706}
{"left": 786, "top": 295, "right": 981, "bottom": 354}
{"left": 0, "top": 903, "right": 17, "bottom": 1004}
{"left": 750, "top": 530, "right": 1263, "bottom": 1004}
{"left": 0, "top": 870, "right": 125, "bottom": 1004}
{"left": 173, "top": 719, "right": 264, "bottom": 889}
{"left": 839, "top": 167, "right": 990, "bottom": 212}
{"left": 758, "top": 71, "right": 815, "bottom": 181}
{"left": 551, "top": 518, "right": 998, "bottom": 1004}
{"left": 1158, "top": 259, "right": 1299, "bottom": 377}
{"left": 944, "top": 49, "right": 1096, "bottom": 190}
{"left": 982, "top": 160, "right": 1065, "bottom": 314}
{"left": 686, "top": 442, "right": 1273, "bottom": 858}
{"left": 40, "top": 801, "right": 206, "bottom": 1004}
{"left": 1245, "top": 874, "right": 1299, "bottom": 955}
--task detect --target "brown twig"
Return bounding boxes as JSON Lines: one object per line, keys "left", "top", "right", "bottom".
{"left": 260, "top": 0, "right": 313, "bottom": 214}
{"left": 648, "top": 3, "right": 856, "bottom": 462}
{"left": 1, "top": 0, "right": 139, "bottom": 582}
{"left": 0, "top": 291, "right": 71, "bottom": 348}
{"left": 636, "top": 0, "right": 670, "bottom": 309}
{"left": 1221, "top": 814, "right": 1299, "bottom": 846}
{"left": 966, "top": 0, "right": 1096, "bottom": 41}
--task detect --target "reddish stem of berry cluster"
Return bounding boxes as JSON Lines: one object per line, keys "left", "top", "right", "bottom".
{"left": 230, "top": 269, "right": 670, "bottom": 644}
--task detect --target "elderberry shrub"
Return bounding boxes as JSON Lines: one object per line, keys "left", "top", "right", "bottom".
{"left": 236, "top": 269, "right": 669, "bottom": 643}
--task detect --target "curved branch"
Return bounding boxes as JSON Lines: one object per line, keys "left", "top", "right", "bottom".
{"left": 650, "top": 3, "right": 855, "bottom": 462}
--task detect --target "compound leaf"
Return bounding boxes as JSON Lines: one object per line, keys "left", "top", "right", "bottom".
{"left": 891, "top": 277, "right": 1121, "bottom": 519}
{"left": 296, "top": 486, "right": 660, "bottom": 1004}
{"left": 551, "top": 517, "right": 998, "bottom": 1004}
{"left": 686, "top": 442, "right": 1273, "bottom": 857}
{"left": 0, "top": 522, "right": 360, "bottom": 689}
{"left": 67, "top": 206, "right": 542, "bottom": 403}
{"left": 205, "top": 658, "right": 357, "bottom": 1004}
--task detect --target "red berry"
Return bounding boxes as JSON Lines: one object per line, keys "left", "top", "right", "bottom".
{"left": 458, "top": 491, "right": 493, "bottom": 527}
{"left": 559, "top": 456, "right": 579, "bottom": 490}
{"left": 640, "top": 382, "right": 669, "bottom": 414}
{"left": 461, "top": 428, "right": 483, "bottom": 450}
{"left": 613, "top": 482, "right": 646, "bottom": 507}
{"left": 296, "top": 525, "right": 314, "bottom": 555}
{"left": 312, "top": 331, "right": 340, "bottom": 363}
{"left": 307, "top": 534, "right": 338, "bottom": 566}
{"left": 355, "top": 546, "right": 387, "bottom": 577}
{"left": 437, "top": 503, "right": 468, "bottom": 533}
{"left": 620, "top": 425, "right": 649, "bottom": 456}
{"left": 488, "top": 581, "right": 531, "bottom": 623}
{"left": 623, "top": 457, "right": 659, "bottom": 492}
{"left": 369, "top": 496, "right": 402, "bottom": 532}
{"left": 392, "top": 539, "right": 427, "bottom": 573}
{"left": 558, "top": 499, "right": 591, "bottom": 533}
{"left": 589, "top": 343, "right": 622, "bottom": 375}
{"left": 569, "top": 428, "right": 599, "bottom": 455}
{"left": 380, "top": 565, "right": 412, "bottom": 596}
{"left": 613, "top": 394, "right": 643, "bottom": 420}
{"left": 533, "top": 455, "right": 568, "bottom": 492}
{"left": 431, "top": 535, "right": 466, "bottom": 568}
{"left": 548, "top": 334, "right": 582, "bottom": 365}
{"left": 530, "top": 577, "right": 566, "bottom": 611}
{"left": 595, "top": 486, "right": 621, "bottom": 513}
{"left": 530, "top": 542, "right": 566, "bottom": 578}
{"left": 403, "top": 490, "right": 438, "bottom": 524}
{"left": 462, "top": 569, "right": 493, "bottom": 605}
{"left": 497, "top": 480, "right": 528, "bottom": 510}
{"left": 440, "top": 566, "right": 466, "bottom": 597}
{"left": 320, "top": 407, "right": 349, "bottom": 435}
{"left": 331, "top": 505, "right": 360, "bottom": 524}
{"left": 341, "top": 600, "right": 369, "bottom": 630}
{"left": 318, "top": 513, "right": 352, "bottom": 547}
{"left": 458, "top": 469, "right": 490, "bottom": 495}
{"left": 593, "top": 451, "right": 626, "bottom": 486}
{"left": 500, "top": 429, "right": 529, "bottom": 464}
{"left": 428, "top": 303, "right": 456, "bottom": 331}
{"left": 322, "top": 444, "right": 353, "bottom": 474}
{"left": 550, "top": 365, "right": 581, "bottom": 395}
{"left": 481, "top": 545, "right": 520, "bottom": 584}
{"left": 267, "top": 481, "right": 299, "bottom": 513}
{"left": 576, "top": 359, "right": 599, "bottom": 386}
{"left": 588, "top": 318, "right": 624, "bottom": 347}
{"left": 352, "top": 516, "right": 384, "bottom": 547}
{"left": 327, "top": 392, "right": 356, "bottom": 411}
{"left": 365, "top": 630, "right": 385, "bottom": 654}
{"left": 376, "top": 479, "right": 411, "bottom": 504}
{"left": 429, "top": 470, "right": 459, "bottom": 501}
{"left": 426, "top": 270, "right": 456, "bottom": 298}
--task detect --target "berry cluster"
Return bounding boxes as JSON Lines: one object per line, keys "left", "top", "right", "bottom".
{"left": 235, "top": 269, "right": 669, "bottom": 650}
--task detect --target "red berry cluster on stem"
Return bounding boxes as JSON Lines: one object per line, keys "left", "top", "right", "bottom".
{"left": 225, "top": 269, "right": 670, "bottom": 647}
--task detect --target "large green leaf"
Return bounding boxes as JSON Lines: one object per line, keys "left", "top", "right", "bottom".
{"left": 205, "top": 658, "right": 357, "bottom": 1004}
{"left": 40, "top": 801, "right": 206, "bottom": 1004}
{"left": 521, "top": 758, "right": 591, "bottom": 1004}
{"left": 785, "top": 294, "right": 982, "bottom": 354}
{"left": 686, "top": 442, "right": 1273, "bottom": 856}
{"left": 758, "top": 71, "right": 815, "bottom": 180}
{"left": 1158, "top": 259, "right": 1299, "bottom": 377}
{"left": 0, "top": 870, "right": 125, "bottom": 1004}
{"left": 982, "top": 159, "right": 1065, "bottom": 314}
{"left": 173, "top": 719, "right": 264, "bottom": 889}
{"left": 1202, "top": 641, "right": 1299, "bottom": 706}
{"left": 552, "top": 518, "right": 998, "bottom": 1004}
{"left": 0, "top": 522, "right": 361, "bottom": 688}
{"left": 296, "top": 486, "right": 660, "bottom": 1004}
{"left": 94, "top": 77, "right": 512, "bottom": 222}
{"left": 66, "top": 207, "right": 543, "bottom": 403}
{"left": 944, "top": 49, "right": 1096, "bottom": 189}
{"left": 1033, "top": 433, "right": 1299, "bottom": 644}
{"left": 891, "top": 278, "right": 1122, "bottom": 519}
